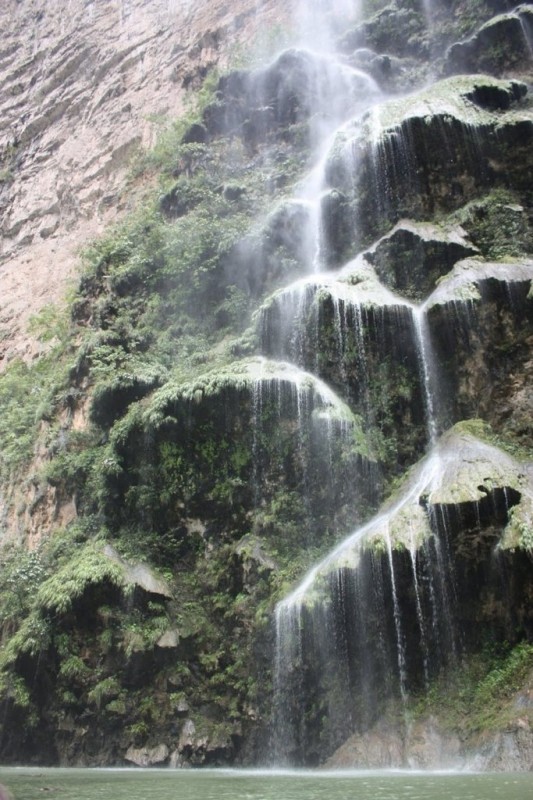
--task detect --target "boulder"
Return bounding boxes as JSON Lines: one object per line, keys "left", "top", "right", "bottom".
{"left": 324, "top": 75, "right": 531, "bottom": 249}
{"left": 364, "top": 220, "right": 479, "bottom": 300}
{"left": 124, "top": 743, "right": 169, "bottom": 767}
{"left": 444, "top": 7, "right": 533, "bottom": 76}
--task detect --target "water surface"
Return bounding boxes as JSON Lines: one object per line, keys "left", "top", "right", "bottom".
{"left": 0, "top": 768, "right": 531, "bottom": 800}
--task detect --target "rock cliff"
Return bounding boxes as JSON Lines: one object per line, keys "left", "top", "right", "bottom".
{"left": 0, "top": 0, "right": 532, "bottom": 772}
{"left": 0, "top": 0, "right": 286, "bottom": 363}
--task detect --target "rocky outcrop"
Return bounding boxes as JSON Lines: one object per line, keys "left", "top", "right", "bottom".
{"left": 292, "top": 426, "right": 533, "bottom": 583}
{"left": 364, "top": 220, "right": 479, "bottom": 300}
{"left": 324, "top": 75, "right": 532, "bottom": 254}
{"left": 425, "top": 258, "right": 533, "bottom": 445}
{"left": 125, "top": 743, "right": 169, "bottom": 767}
{"left": 444, "top": 6, "right": 533, "bottom": 76}
{"left": 326, "top": 715, "right": 533, "bottom": 771}
{"left": 338, "top": 4, "right": 427, "bottom": 59}
{"left": 203, "top": 49, "right": 378, "bottom": 147}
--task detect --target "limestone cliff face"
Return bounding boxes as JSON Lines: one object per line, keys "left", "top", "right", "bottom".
{"left": 0, "top": 0, "right": 285, "bottom": 363}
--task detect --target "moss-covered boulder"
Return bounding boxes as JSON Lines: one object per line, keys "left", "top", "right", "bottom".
{"left": 444, "top": 7, "right": 533, "bottom": 76}
{"left": 364, "top": 219, "right": 479, "bottom": 300}
{"left": 101, "top": 358, "right": 377, "bottom": 559}
{"left": 323, "top": 75, "right": 531, "bottom": 254}
{"left": 425, "top": 259, "right": 533, "bottom": 445}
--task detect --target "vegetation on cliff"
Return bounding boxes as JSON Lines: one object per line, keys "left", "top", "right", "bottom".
{"left": 0, "top": 0, "right": 531, "bottom": 768}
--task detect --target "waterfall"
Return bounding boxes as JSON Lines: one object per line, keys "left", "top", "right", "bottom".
{"left": 410, "top": 305, "right": 439, "bottom": 445}
{"left": 262, "top": 2, "right": 533, "bottom": 766}
{"left": 269, "top": 424, "right": 529, "bottom": 762}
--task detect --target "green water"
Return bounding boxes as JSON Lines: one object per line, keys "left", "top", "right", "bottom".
{"left": 0, "top": 768, "right": 531, "bottom": 800}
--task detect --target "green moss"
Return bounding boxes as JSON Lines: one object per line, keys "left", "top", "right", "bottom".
{"left": 412, "top": 641, "right": 533, "bottom": 734}
{"left": 36, "top": 542, "right": 125, "bottom": 615}
{"left": 452, "top": 190, "right": 532, "bottom": 260}
{"left": 0, "top": 354, "right": 70, "bottom": 481}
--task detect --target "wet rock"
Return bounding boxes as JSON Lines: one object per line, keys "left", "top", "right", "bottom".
{"left": 471, "top": 727, "right": 533, "bottom": 771}
{"left": 326, "top": 716, "right": 533, "bottom": 771}
{"left": 325, "top": 75, "right": 532, "bottom": 249}
{"left": 256, "top": 259, "right": 430, "bottom": 469}
{"left": 364, "top": 220, "right": 479, "bottom": 300}
{"left": 325, "top": 717, "right": 462, "bottom": 769}
{"left": 173, "top": 719, "right": 235, "bottom": 766}
{"left": 338, "top": 3, "right": 427, "bottom": 59}
{"left": 224, "top": 199, "right": 312, "bottom": 295}
{"left": 463, "top": 79, "right": 527, "bottom": 110}
{"left": 347, "top": 47, "right": 408, "bottom": 90}
{"left": 235, "top": 534, "right": 277, "bottom": 591}
{"left": 203, "top": 48, "right": 377, "bottom": 147}
{"left": 444, "top": 7, "right": 533, "bottom": 76}
{"left": 424, "top": 257, "right": 533, "bottom": 310}
{"left": 178, "top": 719, "right": 197, "bottom": 751}
{"left": 452, "top": 194, "right": 533, "bottom": 260}
{"left": 181, "top": 122, "right": 208, "bottom": 145}
{"left": 301, "top": 425, "right": 532, "bottom": 576}
{"left": 124, "top": 743, "right": 169, "bottom": 767}
{"left": 425, "top": 260, "right": 533, "bottom": 448}
{"left": 320, "top": 189, "right": 354, "bottom": 267}
{"left": 169, "top": 749, "right": 186, "bottom": 768}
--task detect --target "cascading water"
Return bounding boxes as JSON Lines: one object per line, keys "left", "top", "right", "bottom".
{"left": 260, "top": 0, "right": 533, "bottom": 769}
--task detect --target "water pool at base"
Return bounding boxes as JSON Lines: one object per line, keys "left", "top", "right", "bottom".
{"left": 0, "top": 768, "right": 531, "bottom": 800}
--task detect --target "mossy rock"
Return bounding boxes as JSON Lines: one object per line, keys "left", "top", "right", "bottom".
{"left": 203, "top": 48, "right": 378, "bottom": 148}
{"left": 338, "top": 3, "right": 427, "bottom": 59}
{"left": 256, "top": 263, "right": 431, "bottom": 470}
{"left": 324, "top": 75, "right": 531, "bottom": 251}
{"left": 100, "top": 358, "right": 378, "bottom": 567}
{"left": 424, "top": 260, "right": 533, "bottom": 446}
{"left": 292, "top": 424, "right": 532, "bottom": 596}
{"left": 425, "top": 257, "right": 533, "bottom": 309}
{"left": 364, "top": 219, "right": 479, "bottom": 300}
{"left": 444, "top": 8, "right": 533, "bottom": 76}
{"left": 451, "top": 192, "right": 533, "bottom": 260}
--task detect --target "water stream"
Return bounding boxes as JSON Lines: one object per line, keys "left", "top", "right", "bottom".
{"left": 264, "top": 0, "right": 532, "bottom": 768}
